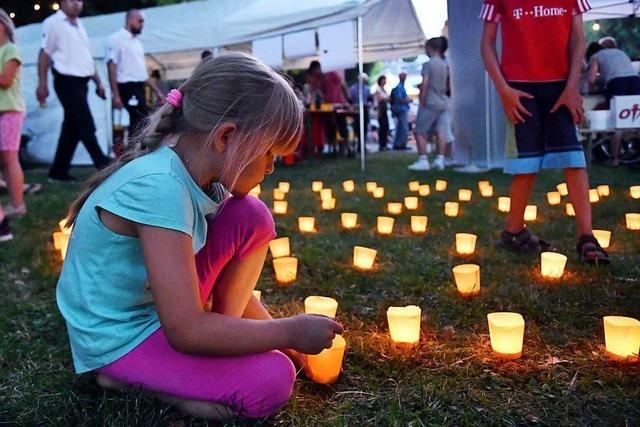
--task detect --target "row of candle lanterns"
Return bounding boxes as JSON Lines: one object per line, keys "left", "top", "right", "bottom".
{"left": 257, "top": 288, "right": 639, "bottom": 382}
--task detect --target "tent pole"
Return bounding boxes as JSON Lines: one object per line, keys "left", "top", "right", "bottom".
{"left": 357, "top": 16, "right": 365, "bottom": 171}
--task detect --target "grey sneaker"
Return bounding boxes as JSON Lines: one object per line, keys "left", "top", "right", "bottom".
{"left": 3, "top": 203, "right": 26, "bottom": 217}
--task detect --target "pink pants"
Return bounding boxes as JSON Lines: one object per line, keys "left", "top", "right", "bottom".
{"left": 98, "top": 196, "right": 295, "bottom": 418}
{"left": 0, "top": 111, "right": 25, "bottom": 151}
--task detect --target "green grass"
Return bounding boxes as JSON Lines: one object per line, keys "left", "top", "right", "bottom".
{"left": 1, "top": 153, "right": 639, "bottom": 426}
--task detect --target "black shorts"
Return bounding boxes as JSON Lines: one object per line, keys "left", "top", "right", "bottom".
{"left": 606, "top": 76, "right": 640, "bottom": 100}
{"left": 504, "top": 81, "right": 585, "bottom": 174}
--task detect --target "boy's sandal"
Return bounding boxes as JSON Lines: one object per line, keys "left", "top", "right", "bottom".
{"left": 498, "top": 228, "right": 557, "bottom": 254}
{"left": 576, "top": 234, "right": 610, "bottom": 266}
{"left": 24, "top": 183, "right": 43, "bottom": 195}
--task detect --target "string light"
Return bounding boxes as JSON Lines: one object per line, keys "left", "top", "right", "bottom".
{"left": 9, "top": 12, "right": 15, "bottom": 19}
{"left": 52, "top": 3, "right": 60, "bottom": 10}
{"left": 592, "top": 22, "right": 600, "bottom": 31}
{"left": 34, "top": 4, "right": 41, "bottom": 11}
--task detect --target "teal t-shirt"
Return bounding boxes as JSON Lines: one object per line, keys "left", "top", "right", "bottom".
{"left": 56, "top": 146, "right": 218, "bottom": 373}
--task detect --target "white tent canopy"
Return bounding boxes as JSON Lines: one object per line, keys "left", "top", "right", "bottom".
{"left": 583, "top": 0, "right": 640, "bottom": 21}
{"left": 16, "top": 0, "right": 424, "bottom": 166}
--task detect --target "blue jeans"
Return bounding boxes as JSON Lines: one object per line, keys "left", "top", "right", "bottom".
{"left": 393, "top": 111, "right": 408, "bottom": 148}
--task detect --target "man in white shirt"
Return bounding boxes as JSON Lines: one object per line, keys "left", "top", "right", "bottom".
{"left": 106, "top": 10, "right": 163, "bottom": 136}
{"left": 36, "top": 0, "right": 110, "bottom": 182}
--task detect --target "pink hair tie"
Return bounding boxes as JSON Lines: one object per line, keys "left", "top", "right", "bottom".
{"left": 166, "top": 89, "right": 183, "bottom": 107}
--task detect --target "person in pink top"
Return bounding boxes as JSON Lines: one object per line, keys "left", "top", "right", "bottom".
{"left": 308, "top": 61, "right": 350, "bottom": 155}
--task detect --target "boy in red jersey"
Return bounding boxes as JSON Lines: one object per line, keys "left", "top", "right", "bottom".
{"left": 480, "top": 0, "right": 609, "bottom": 264}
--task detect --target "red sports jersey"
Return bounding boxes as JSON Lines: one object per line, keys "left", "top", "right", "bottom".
{"left": 480, "top": 0, "right": 591, "bottom": 82}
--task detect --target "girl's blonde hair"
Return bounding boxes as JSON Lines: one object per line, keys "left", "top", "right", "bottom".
{"left": 0, "top": 9, "right": 16, "bottom": 43}
{"left": 67, "top": 52, "right": 304, "bottom": 225}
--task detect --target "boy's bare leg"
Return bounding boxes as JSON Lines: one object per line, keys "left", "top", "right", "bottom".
{"left": 564, "top": 167, "right": 592, "bottom": 236}
{"left": 506, "top": 173, "right": 537, "bottom": 234}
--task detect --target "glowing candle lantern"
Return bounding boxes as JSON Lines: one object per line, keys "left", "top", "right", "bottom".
{"left": 377, "top": 216, "right": 395, "bottom": 235}
{"left": 547, "top": 191, "right": 561, "bottom": 205}
{"left": 410, "top": 216, "right": 428, "bottom": 234}
{"left": 273, "top": 188, "right": 286, "bottom": 201}
{"left": 52, "top": 231, "right": 69, "bottom": 251}
{"left": 59, "top": 238, "right": 69, "bottom": 260}
{"left": 565, "top": 203, "right": 576, "bottom": 217}
{"left": 589, "top": 189, "right": 600, "bottom": 203}
{"left": 273, "top": 256, "right": 298, "bottom": 284}
{"left": 58, "top": 219, "right": 72, "bottom": 235}
{"left": 269, "top": 237, "right": 290, "bottom": 258}
{"left": 540, "top": 251, "right": 567, "bottom": 278}
{"left": 366, "top": 181, "right": 377, "bottom": 193}
{"left": 630, "top": 186, "right": 640, "bottom": 199}
{"left": 298, "top": 216, "right": 316, "bottom": 233}
{"left": 387, "top": 305, "right": 421, "bottom": 345}
{"left": 404, "top": 196, "right": 419, "bottom": 210}
{"left": 478, "top": 180, "right": 491, "bottom": 191}
{"left": 603, "top": 316, "right": 640, "bottom": 362}
{"left": 444, "top": 201, "right": 459, "bottom": 217}
{"left": 455, "top": 233, "right": 477, "bottom": 255}
{"left": 321, "top": 198, "right": 336, "bottom": 210}
{"left": 524, "top": 205, "right": 537, "bottom": 221}
{"left": 597, "top": 185, "right": 610, "bottom": 197}
{"left": 435, "top": 180, "right": 447, "bottom": 192}
{"left": 418, "top": 184, "right": 431, "bottom": 196}
{"left": 320, "top": 188, "right": 333, "bottom": 201}
{"left": 278, "top": 182, "right": 290, "bottom": 194}
{"left": 387, "top": 202, "right": 403, "bottom": 215}
{"left": 353, "top": 246, "right": 377, "bottom": 270}
{"left": 408, "top": 181, "right": 420, "bottom": 192}
{"left": 312, "top": 181, "right": 323, "bottom": 192}
{"left": 452, "top": 264, "right": 480, "bottom": 297}
{"left": 626, "top": 213, "right": 640, "bottom": 230}
{"left": 498, "top": 197, "right": 511, "bottom": 213}
{"left": 373, "top": 187, "right": 385, "bottom": 199}
{"left": 341, "top": 212, "right": 358, "bottom": 229}
{"left": 480, "top": 185, "right": 494, "bottom": 197}
{"left": 249, "top": 185, "right": 261, "bottom": 197}
{"left": 304, "top": 296, "right": 338, "bottom": 317}
{"left": 342, "top": 180, "right": 355, "bottom": 192}
{"left": 487, "top": 312, "right": 525, "bottom": 359}
{"left": 557, "top": 182, "right": 568, "bottom": 196}
{"left": 593, "top": 229, "right": 612, "bottom": 248}
{"left": 273, "top": 200, "right": 288, "bottom": 215}
{"left": 252, "top": 290, "right": 261, "bottom": 301}
{"left": 458, "top": 188, "right": 472, "bottom": 202}
{"left": 306, "top": 334, "right": 347, "bottom": 384}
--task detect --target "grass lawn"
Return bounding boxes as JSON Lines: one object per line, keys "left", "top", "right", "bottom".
{"left": 1, "top": 152, "right": 639, "bottom": 426}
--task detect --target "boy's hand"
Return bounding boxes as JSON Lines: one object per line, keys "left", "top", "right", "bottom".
{"left": 498, "top": 86, "right": 533, "bottom": 124}
{"left": 551, "top": 86, "right": 584, "bottom": 124}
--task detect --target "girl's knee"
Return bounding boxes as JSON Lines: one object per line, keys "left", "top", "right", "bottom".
{"left": 207, "top": 196, "right": 276, "bottom": 256}
{"left": 241, "top": 351, "right": 296, "bottom": 418}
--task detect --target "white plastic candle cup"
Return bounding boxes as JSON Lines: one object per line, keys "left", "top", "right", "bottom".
{"left": 452, "top": 264, "right": 481, "bottom": 297}
{"left": 377, "top": 216, "right": 395, "bottom": 235}
{"left": 387, "top": 305, "right": 422, "bottom": 345}
{"left": 341, "top": 212, "right": 358, "bottom": 229}
{"left": 487, "top": 312, "right": 525, "bottom": 359}
{"left": 269, "top": 237, "right": 290, "bottom": 258}
{"left": 603, "top": 316, "right": 640, "bottom": 362}
{"left": 304, "top": 296, "right": 338, "bottom": 317}
{"left": 540, "top": 251, "right": 567, "bottom": 278}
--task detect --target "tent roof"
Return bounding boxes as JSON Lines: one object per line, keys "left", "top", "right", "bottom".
{"left": 16, "top": 0, "right": 425, "bottom": 71}
{"left": 583, "top": 0, "right": 640, "bottom": 20}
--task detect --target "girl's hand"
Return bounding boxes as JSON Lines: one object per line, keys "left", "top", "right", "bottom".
{"left": 286, "top": 314, "right": 343, "bottom": 355}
